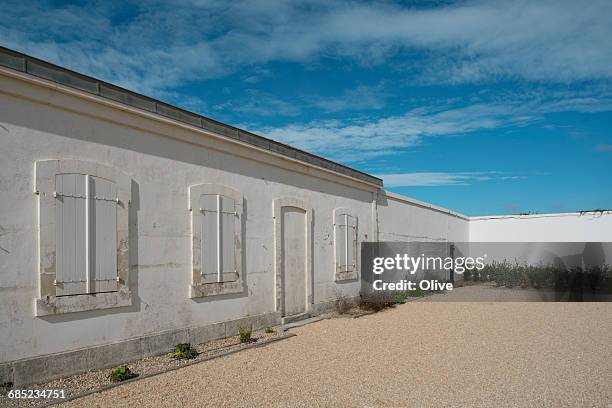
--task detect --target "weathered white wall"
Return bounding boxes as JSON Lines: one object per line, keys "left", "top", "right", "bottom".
{"left": 470, "top": 212, "right": 612, "bottom": 242}
{"left": 377, "top": 192, "right": 470, "bottom": 243}
{"left": 0, "top": 73, "right": 376, "bottom": 364}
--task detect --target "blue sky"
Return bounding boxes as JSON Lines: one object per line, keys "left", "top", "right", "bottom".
{"left": 1, "top": 0, "right": 611, "bottom": 215}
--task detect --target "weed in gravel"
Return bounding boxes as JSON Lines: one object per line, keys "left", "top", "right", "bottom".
{"left": 0, "top": 382, "right": 13, "bottom": 396}
{"left": 168, "top": 343, "right": 199, "bottom": 360}
{"left": 109, "top": 365, "right": 138, "bottom": 382}
{"left": 265, "top": 326, "right": 275, "bottom": 334}
{"left": 239, "top": 323, "right": 253, "bottom": 343}
{"left": 391, "top": 288, "right": 425, "bottom": 303}
{"left": 359, "top": 292, "right": 394, "bottom": 312}
{"left": 335, "top": 294, "right": 352, "bottom": 314}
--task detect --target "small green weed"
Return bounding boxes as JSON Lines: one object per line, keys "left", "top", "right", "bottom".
{"left": 239, "top": 323, "right": 253, "bottom": 343}
{"left": 168, "top": 343, "right": 198, "bottom": 360}
{"left": 109, "top": 365, "right": 138, "bottom": 382}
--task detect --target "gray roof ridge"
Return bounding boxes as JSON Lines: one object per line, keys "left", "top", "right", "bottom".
{"left": 0, "top": 46, "right": 382, "bottom": 187}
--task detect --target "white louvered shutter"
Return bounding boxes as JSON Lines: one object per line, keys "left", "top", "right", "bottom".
{"left": 90, "top": 176, "right": 118, "bottom": 293}
{"left": 200, "top": 194, "right": 219, "bottom": 284}
{"left": 55, "top": 174, "right": 88, "bottom": 296}
{"left": 346, "top": 214, "right": 357, "bottom": 273}
{"left": 335, "top": 213, "right": 357, "bottom": 274}
{"left": 220, "top": 195, "right": 237, "bottom": 282}
{"left": 335, "top": 214, "right": 347, "bottom": 273}
{"left": 199, "top": 194, "right": 237, "bottom": 284}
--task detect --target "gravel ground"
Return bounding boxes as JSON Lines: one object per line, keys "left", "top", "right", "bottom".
{"left": 0, "top": 328, "right": 284, "bottom": 408}
{"left": 55, "top": 287, "right": 611, "bottom": 408}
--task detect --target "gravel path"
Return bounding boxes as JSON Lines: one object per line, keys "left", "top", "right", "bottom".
{"left": 61, "top": 289, "right": 611, "bottom": 407}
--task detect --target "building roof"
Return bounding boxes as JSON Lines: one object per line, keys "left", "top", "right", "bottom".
{"left": 0, "top": 46, "right": 383, "bottom": 187}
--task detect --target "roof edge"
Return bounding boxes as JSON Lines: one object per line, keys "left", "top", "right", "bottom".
{"left": 469, "top": 211, "right": 612, "bottom": 221}
{"left": 383, "top": 191, "right": 469, "bottom": 220}
{"left": 0, "top": 46, "right": 383, "bottom": 187}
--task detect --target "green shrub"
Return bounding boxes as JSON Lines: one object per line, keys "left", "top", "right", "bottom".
{"left": 391, "top": 288, "right": 425, "bottom": 303}
{"left": 391, "top": 291, "right": 409, "bottom": 304}
{"left": 239, "top": 323, "right": 253, "bottom": 343}
{"left": 168, "top": 343, "right": 198, "bottom": 360}
{"left": 265, "top": 326, "right": 275, "bottom": 334}
{"left": 109, "top": 365, "right": 138, "bottom": 382}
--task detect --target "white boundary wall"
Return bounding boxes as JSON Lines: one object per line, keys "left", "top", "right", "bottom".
{"left": 470, "top": 212, "right": 612, "bottom": 242}
{"left": 377, "top": 192, "right": 469, "bottom": 243}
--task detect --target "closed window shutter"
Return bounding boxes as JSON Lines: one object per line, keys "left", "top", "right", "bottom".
{"left": 199, "top": 194, "right": 237, "bottom": 284}
{"left": 55, "top": 174, "right": 88, "bottom": 296}
{"left": 335, "top": 214, "right": 347, "bottom": 273}
{"left": 90, "top": 176, "right": 118, "bottom": 293}
{"left": 200, "top": 194, "right": 219, "bottom": 284}
{"left": 335, "top": 213, "right": 357, "bottom": 274}
{"left": 220, "top": 195, "right": 237, "bottom": 282}
{"left": 346, "top": 214, "right": 357, "bottom": 272}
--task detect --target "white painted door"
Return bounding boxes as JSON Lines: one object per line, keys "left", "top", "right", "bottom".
{"left": 281, "top": 206, "right": 307, "bottom": 317}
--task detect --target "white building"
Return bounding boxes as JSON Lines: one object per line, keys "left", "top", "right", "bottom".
{"left": 1, "top": 47, "right": 610, "bottom": 385}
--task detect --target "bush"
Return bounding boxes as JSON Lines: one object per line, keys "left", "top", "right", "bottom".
{"left": 335, "top": 294, "right": 352, "bottom": 314}
{"left": 482, "top": 261, "right": 612, "bottom": 293}
{"left": 391, "top": 288, "right": 425, "bottom": 304}
{"left": 168, "top": 343, "right": 198, "bottom": 360}
{"left": 265, "top": 326, "right": 275, "bottom": 334}
{"left": 0, "top": 382, "right": 13, "bottom": 396}
{"left": 109, "top": 365, "right": 138, "bottom": 382}
{"left": 359, "top": 292, "right": 394, "bottom": 312}
{"left": 239, "top": 323, "right": 253, "bottom": 343}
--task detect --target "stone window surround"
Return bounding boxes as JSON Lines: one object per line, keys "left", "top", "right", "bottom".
{"left": 333, "top": 207, "right": 359, "bottom": 282}
{"left": 272, "top": 197, "right": 314, "bottom": 315}
{"left": 189, "top": 183, "right": 244, "bottom": 298}
{"left": 34, "top": 159, "right": 132, "bottom": 317}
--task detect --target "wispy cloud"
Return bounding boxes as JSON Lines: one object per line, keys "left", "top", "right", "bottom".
{"left": 313, "top": 83, "right": 389, "bottom": 113}
{"left": 241, "top": 67, "right": 272, "bottom": 84}
{"left": 252, "top": 86, "right": 612, "bottom": 163}
{"left": 2, "top": 0, "right": 612, "bottom": 97}
{"left": 213, "top": 90, "right": 301, "bottom": 117}
{"left": 376, "top": 172, "right": 524, "bottom": 187}
{"left": 596, "top": 144, "right": 612, "bottom": 152}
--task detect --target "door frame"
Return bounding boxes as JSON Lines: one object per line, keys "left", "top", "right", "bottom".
{"left": 272, "top": 197, "right": 313, "bottom": 316}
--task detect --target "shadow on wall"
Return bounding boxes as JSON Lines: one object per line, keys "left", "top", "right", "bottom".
{"left": 0, "top": 98, "right": 373, "bottom": 203}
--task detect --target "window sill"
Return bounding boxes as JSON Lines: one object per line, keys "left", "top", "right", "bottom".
{"left": 335, "top": 270, "right": 359, "bottom": 282}
{"left": 34, "top": 289, "right": 132, "bottom": 317}
{"left": 189, "top": 281, "right": 244, "bottom": 298}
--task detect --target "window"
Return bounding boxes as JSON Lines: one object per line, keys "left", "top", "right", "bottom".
{"left": 334, "top": 208, "right": 358, "bottom": 281}
{"left": 35, "top": 160, "right": 131, "bottom": 316}
{"left": 55, "top": 174, "right": 118, "bottom": 295}
{"left": 189, "top": 184, "right": 243, "bottom": 297}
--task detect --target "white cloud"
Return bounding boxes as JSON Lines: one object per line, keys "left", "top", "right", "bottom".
{"left": 377, "top": 172, "right": 524, "bottom": 187}
{"left": 596, "top": 144, "right": 612, "bottom": 152}
{"left": 254, "top": 100, "right": 537, "bottom": 162}
{"left": 214, "top": 90, "right": 301, "bottom": 117}
{"left": 1, "top": 0, "right": 612, "bottom": 96}
{"left": 252, "top": 86, "right": 612, "bottom": 163}
{"left": 313, "top": 83, "right": 389, "bottom": 112}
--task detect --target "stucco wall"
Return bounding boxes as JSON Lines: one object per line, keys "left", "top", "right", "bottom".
{"left": 0, "top": 72, "right": 376, "bottom": 366}
{"left": 470, "top": 212, "right": 612, "bottom": 242}
{"left": 2, "top": 65, "right": 610, "bottom": 384}
{"left": 377, "top": 192, "right": 470, "bottom": 243}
